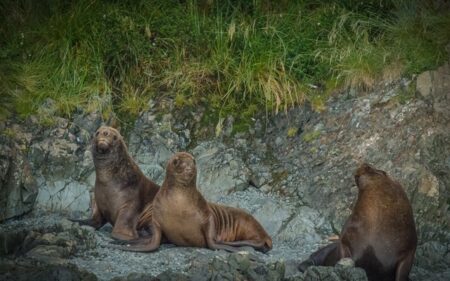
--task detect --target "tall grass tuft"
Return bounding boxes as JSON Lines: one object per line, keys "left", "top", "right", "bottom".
{"left": 1, "top": 0, "right": 449, "bottom": 126}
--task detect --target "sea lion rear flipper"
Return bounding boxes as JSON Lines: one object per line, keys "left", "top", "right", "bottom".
{"left": 109, "top": 237, "right": 150, "bottom": 245}
{"left": 203, "top": 215, "right": 246, "bottom": 253}
{"left": 111, "top": 221, "right": 162, "bottom": 252}
{"left": 298, "top": 242, "right": 341, "bottom": 272}
{"left": 216, "top": 240, "right": 271, "bottom": 253}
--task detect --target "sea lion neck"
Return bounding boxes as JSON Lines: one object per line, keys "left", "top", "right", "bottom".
{"left": 162, "top": 172, "right": 197, "bottom": 191}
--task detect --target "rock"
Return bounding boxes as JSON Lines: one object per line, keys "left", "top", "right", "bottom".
{"left": 0, "top": 215, "right": 96, "bottom": 258}
{"left": 0, "top": 229, "right": 28, "bottom": 255}
{"left": 1, "top": 61, "right": 450, "bottom": 281}
{"left": 415, "top": 241, "right": 450, "bottom": 273}
{"left": 299, "top": 266, "right": 368, "bottom": 281}
{"left": 26, "top": 118, "right": 94, "bottom": 215}
{"left": 416, "top": 71, "right": 433, "bottom": 98}
{"left": 276, "top": 206, "right": 327, "bottom": 247}
{"left": 193, "top": 142, "right": 251, "bottom": 201}
{"left": 35, "top": 180, "right": 91, "bottom": 214}
{"left": 336, "top": 258, "right": 355, "bottom": 268}
{"left": 0, "top": 134, "right": 38, "bottom": 221}
{"left": 186, "top": 252, "right": 285, "bottom": 281}
{"left": 0, "top": 261, "right": 98, "bottom": 281}
{"left": 25, "top": 244, "right": 72, "bottom": 263}
{"left": 416, "top": 62, "right": 450, "bottom": 120}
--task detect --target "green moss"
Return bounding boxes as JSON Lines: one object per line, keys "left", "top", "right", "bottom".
{"left": 287, "top": 127, "right": 298, "bottom": 138}
{"left": 309, "top": 147, "right": 318, "bottom": 154}
{"left": 302, "top": 130, "right": 321, "bottom": 142}
{"left": 271, "top": 170, "right": 289, "bottom": 185}
{"left": 395, "top": 81, "right": 417, "bottom": 104}
{"left": 1, "top": 128, "right": 16, "bottom": 138}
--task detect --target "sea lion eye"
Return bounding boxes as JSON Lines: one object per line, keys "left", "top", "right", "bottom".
{"left": 173, "top": 158, "right": 180, "bottom": 166}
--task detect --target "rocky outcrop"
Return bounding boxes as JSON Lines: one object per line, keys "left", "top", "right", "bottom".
{"left": 0, "top": 123, "right": 37, "bottom": 221}
{"left": 1, "top": 62, "right": 450, "bottom": 280}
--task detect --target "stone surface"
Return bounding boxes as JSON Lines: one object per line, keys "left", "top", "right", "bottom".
{"left": 1, "top": 63, "right": 450, "bottom": 280}
{"left": 0, "top": 126, "right": 38, "bottom": 221}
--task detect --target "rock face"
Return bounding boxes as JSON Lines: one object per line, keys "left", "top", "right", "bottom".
{"left": 1, "top": 63, "right": 450, "bottom": 280}
{"left": 0, "top": 124, "right": 37, "bottom": 221}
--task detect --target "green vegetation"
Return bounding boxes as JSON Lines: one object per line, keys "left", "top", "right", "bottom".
{"left": 302, "top": 130, "right": 321, "bottom": 142}
{"left": 287, "top": 127, "right": 298, "bottom": 138}
{"left": 1, "top": 0, "right": 449, "bottom": 125}
{"left": 395, "top": 80, "right": 417, "bottom": 104}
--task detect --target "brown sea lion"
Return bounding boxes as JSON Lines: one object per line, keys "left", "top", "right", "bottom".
{"left": 298, "top": 163, "right": 417, "bottom": 281}
{"left": 115, "top": 152, "right": 272, "bottom": 253}
{"left": 71, "top": 126, "right": 160, "bottom": 241}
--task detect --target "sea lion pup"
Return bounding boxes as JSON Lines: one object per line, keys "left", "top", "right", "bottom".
{"left": 116, "top": 152, "right": 272, "bottom": 253}
{"left": 71, "top": 126, "right": 160, "bottom": 241}
{"left": 298, "top": 163, "right": 417, "bottom": 281}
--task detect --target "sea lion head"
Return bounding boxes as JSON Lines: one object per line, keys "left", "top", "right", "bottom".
{"left": 167, "top": 152, "right": 197, "bottom": 187}
{"left": 354, "top": 163, "right": 387, "bottom": 190}
{"left": 91, "top": 126, "right": 124, "bottom": 159}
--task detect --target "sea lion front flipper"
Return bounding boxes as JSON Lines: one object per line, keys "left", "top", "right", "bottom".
{"left": 111, "top": 205, "right": 139, "bottom": 241}
{"left": 69, "top": 201, "right": 106, "bottom": 229}
{"left": 395, "top": 251, "right": 415, "bottom": 281}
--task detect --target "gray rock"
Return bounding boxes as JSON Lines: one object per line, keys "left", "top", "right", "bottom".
{"left": 0, "top": 260, "right": 98, "bottom": 281}
{"left": 299, "top": 266, "right": 367, "bottom": 281}
{"left": 416, "top": 62, "right": 450, "bottom": 120}
{"left": 35, "top": 180, "right": 91, "bottom": 214}
{"left": 1, "top": 62, "right": 450, "bottom": 281}
{"left": 0, "top": 134, "right": 38, "bottom": 221}
{"left": 194, "top": 142, "right": 251, "bottom": 201}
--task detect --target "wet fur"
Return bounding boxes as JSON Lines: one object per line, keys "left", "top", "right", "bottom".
{"left": 298, "top": 163, "right": 417, "bottom": 281}
{"left": 71, "top": 126, "right": 159, "bottom": 241}
{"left": 115, "top": 152, "right": 272, "bottom": 253}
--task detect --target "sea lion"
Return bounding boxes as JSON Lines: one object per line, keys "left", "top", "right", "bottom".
{"left": 115, "top": 152, "right": 272, "bottom": 253}
{"left": 298, "top": 163, "right": 417, "bottom": 281}
{"left": 71, "top": 126, "right": 159, "bottom": 241}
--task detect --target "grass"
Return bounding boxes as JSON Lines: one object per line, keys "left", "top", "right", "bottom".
{"left": 1, "top": 0, "right": 449, "bottom": 127}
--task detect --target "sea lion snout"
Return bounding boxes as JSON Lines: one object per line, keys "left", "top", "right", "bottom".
{"left": 93, "top": 126, "right": 120, "bottom": 154}
{"left": 355, "top": 163, "right": 388, "bottom": 188}
{"left": 168, "top": 152, "right": 197, "bottom": 185}
{"left": 96, "top": 139, "right": 111, "bottom": 153}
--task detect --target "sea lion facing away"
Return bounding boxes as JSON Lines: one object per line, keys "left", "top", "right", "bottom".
{"left": 298, "top": 163, "right": 417, "bottom": 281}
{"left": 72, "top": 126, "right": 159, "bottom": 240}
{"left": 116, "top": 152, "right": 272, "bottom": 253}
